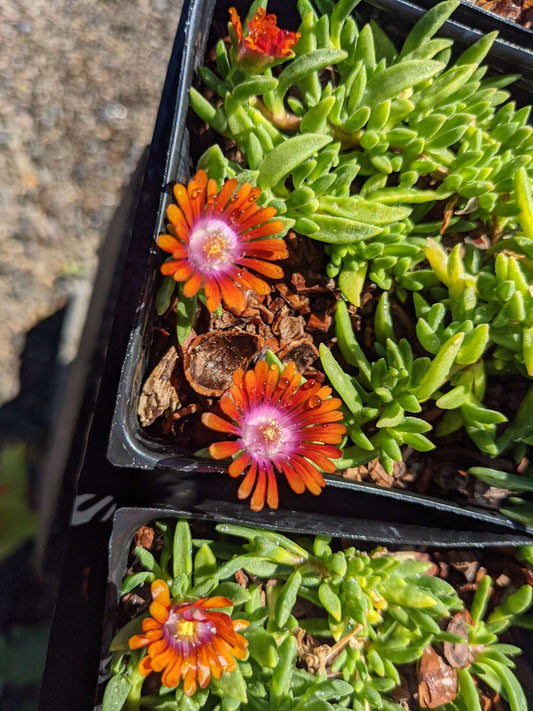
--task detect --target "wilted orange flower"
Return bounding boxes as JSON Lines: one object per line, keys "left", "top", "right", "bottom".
{"left": 157, "top": 170, "right": 288, "bottom": 313}
{"left": 129, "top": 579, "right": 249, "bottom": 696}
{"left": 229, "top": 7, "right": 300, "bottom": 65}
{"left": 202, "top": 360, "right": 346, "bottom": 512}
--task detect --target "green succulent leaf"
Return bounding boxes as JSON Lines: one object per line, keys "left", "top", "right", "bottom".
{"left": 412, "top": 332, "right": 464, "bottom": 401}
{"left": 101, "top": 674, "right": 132, "bottom": 711}
{"left": 212, "top": 665, "right": 248, "bottom": 703}
{"left": 257, "top": 134, "right": 332, "bottom": 189}
{"left": 400, "top": 0, "right": 459, "bottom": 57}
{"left": 245, "top": 627, "right": 279, "bottom": 668}
{"left": 318, "top": 196, "right": 411, "bottom": 224}
{"left": 277, "top": 49, "right": 348, "bottom": 101}
{"left": 308, "top": 214, "right": 382, "bottom": 243}
{"left": 365, "top": 60, "right": 444, "bottom": 106}
{"left": 469, "top": 467, "right": 533, "bottom": 493}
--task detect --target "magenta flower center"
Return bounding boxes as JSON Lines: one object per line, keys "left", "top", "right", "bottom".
{"left": 164, "top": 605, "right": 216, "bottom": 653}
{"left": 241, "top": 404, "right": 298, "bottom": 459}
{"left": 188, "top": 218, "right": 239, "bottom": 273}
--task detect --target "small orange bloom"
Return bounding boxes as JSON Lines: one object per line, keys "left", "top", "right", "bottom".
{"left": 229, "top": 7, "right": 300, "bottom": 64}
{"left": 202, "top": 360, "right": 346, "bottom": 512}
{"left": 129, "top": 579, "right": 249, "bottom": 695}
{"left": 157, "top": 170, "right": 288, "bottom": 313}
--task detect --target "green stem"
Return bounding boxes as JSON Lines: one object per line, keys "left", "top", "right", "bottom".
{"left": 125, "top": 666, "right": 145, "bottom": 711}
{"left": 250, "top": 97, "right": 301, "bottom": 132}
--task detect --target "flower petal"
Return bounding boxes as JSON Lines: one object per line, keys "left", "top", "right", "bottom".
{"left": 237, "top": 204, "right": 277, "bottom": 232}
{"left": 199, "top": 596, "right": 233, "bottom": 609}
{"left": 229, "top": 7, "right": 244, "bottom": 43}
{"left": 182, "top": 270, "right": 203, "bottom": 298}
{"left": 250, "top": 467, "right": 267, "bottom": 512}
{"left": 166, "top": 204, "right": 190, "bottom": 243}
{"left": 242, "top": 239, "right": 289, "bottom": 259}
{"left": 129, "top": 633, "right": 150, "bottom": 650}
{"left": 265, "top": 461, "right": 279, "bottom": 510}
{"left": 209, "top": 440, "right": 241, "bottom": 460}
{"left": 300, "top": 443, "right": 343, "bottom": 460}
{"left": 173, "top": 183, "right": 194, "bottom": 228}
{"left": 196, "top": 645, "right": 211, "bottom": 689}
{"left": 216, "top": 178, "right": 238, "bottom": 213}
{"left": 233, "top": 269, "right": 271, "bottom": 295}
{"left": 150, "top": 600, "right": 170, "bottom": 624}
{"left": 142, "top": 617, "right": 162, "bottom": 632}
{"left": 242, "top": 220, "right": 285, "bottom": 241}
{"left": 151, "top": 579, "right": 171, "bottom": 607}
{"left": 183, "top": 659, "right": 198, "bottom": 697}
{"left": 203, "top": 276, "right": 222, "bottom": 312}
{"left": 216, "top": 274, "right": 246, "bottom": 313}
{"left": 188, "top": 170, "right": 208, "bottom": 222}
{"left": 170, "top": 261, "right": 194, "bottom": 282}
{"left": 228, "top": 452, "right": 251, "bottom": 478}
{"left": 202, "top": 412, "right": 239, "bottom": 435}
{"left": 148, "top": 639, "right": 170, "bottom": 661}
{"left": 237, "top": 257, "right": 284, "bottom": 279}
{"left": 139, "top": 654, "right": 153, "bottom": 676}
{"left": 237, "top": 461, "right": 257, "bottom": 501}
{"left": 278, "top": 461, "right": 306, "bottom": 494}
{"left": 220, "top": 392, "right": 243, "bottom": 421}
{"left": 161, "top": 653, "right": 183, "bottom": 688}
{"left": 157, "top": 234, "right": 181, "bottom": 254}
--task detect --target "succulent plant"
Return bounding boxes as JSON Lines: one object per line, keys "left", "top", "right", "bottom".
{"left": 446, "top": 574, "right": 533, "bottom": 711}
{"left": 319, "top": 294, "right": 510, "bottom": 472}
{"left": 147, "top": 0, "right": 533, "bottom": 521}
{"left": 190, "top": 0, "right": 533, "bottom": 305}
{"left": 423, "top": 233, "right": 533, "bottom": 380}
{"left": 104, "top": 520, "right": 533, "bottom": 711}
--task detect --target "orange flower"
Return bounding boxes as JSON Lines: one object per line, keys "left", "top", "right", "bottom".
{"left": 229, "top": 7, "right": 300, "bottom": 65}
{"left": 157, "top": 170, "right": 288, "bottom": 313}
{"left": 129, "top": 579, "right": 249, "bottom": 696}
{"left": 202, "top": 361, "right": 346, "bottom": 512}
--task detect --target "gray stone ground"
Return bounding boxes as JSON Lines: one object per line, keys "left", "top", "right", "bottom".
{"left": 0, "top": 0, "right": 181, "bottom": 405}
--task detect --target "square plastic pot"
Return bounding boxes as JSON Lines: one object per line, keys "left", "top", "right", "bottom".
{"left": 95, "top": 504, "right": 533, "bottom": 709}
{"left": 106, "top": 0, "right": 533, "bottom": 534}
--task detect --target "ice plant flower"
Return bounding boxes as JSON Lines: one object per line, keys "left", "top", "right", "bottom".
{"left": 202, "top": 360, "right": 346, "bottom": 511}
{"left": 229, "top": 7, "right": 300, "bottom": 68}
{"left": 129, "top": 579, "right": 249, "bottom": 695}
{"left": 157, "top": 170, "right": 288, "bottom": 313}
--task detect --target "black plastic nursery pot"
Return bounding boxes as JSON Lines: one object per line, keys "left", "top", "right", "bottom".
{"left": 107, "top": 0, "right": 533, "bottom": 534}
{"left": 95, "top": 505, "right": 533, "bottom": 710}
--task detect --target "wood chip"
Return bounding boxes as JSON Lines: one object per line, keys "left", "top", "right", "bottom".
{"left": 473, "top": 0, "right": 522, "bottom": 21}
{"left": 275, "top": 282, "right": 307, "bottom": 311}
{"left": 443, "top": 610, "right": 475, "bottom": 669}
{"left": 440, "top": 195, "right": 458, "bottom": 234}
{"left": 340, "top": 465, "right": 367, "bottom": 482}
{"left": 137, "top": 346, "right": 180, "bottom": 427}
{"left": 449, "top": 551, "right": 481, "bottom": 583}
{"left": 472, "top": 479, "right": 512, "bottom": 509}
{"left": 368, "top": 458, "right": 396, "bottom": 488}
{"left": 272, "top": 305, "right": 306, "bottom": 344}
{"left": 134, "top": 525, "right": 155, "bottom": 550}
{"left": 277, "top": 339, "right": 319, "bottom": 372}
{"left": 307, "top": 311, "right": 332, "bottom": 332}
{"left": 183, "top": 331, "right": 263, "bottom": 397}
{"left": 418, "top": 646, "right": 458, "bottom": 708}
{"left": 234, "top": 569, "right": 248, "bottom": 588}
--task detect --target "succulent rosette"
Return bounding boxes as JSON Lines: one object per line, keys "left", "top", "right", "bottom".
{"left": 104, "top": 519, "right": 533, "bottom": 711}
